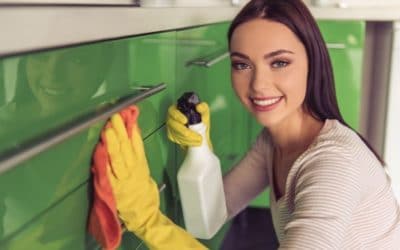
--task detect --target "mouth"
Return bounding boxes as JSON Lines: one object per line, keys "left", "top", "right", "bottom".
{"left": 250, "top": 96, "right": 283, "bottom": 111}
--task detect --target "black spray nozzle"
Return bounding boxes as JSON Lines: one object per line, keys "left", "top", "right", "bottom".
{"left": 177, "top": 92, "right": 202, "bottom": 125}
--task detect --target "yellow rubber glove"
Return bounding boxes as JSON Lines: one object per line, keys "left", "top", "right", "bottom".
{"left": 166, "top": 102, "right": 213, "bottom": 150}
{"left": 103, "top": 106, "right": 207, "bottom": 250}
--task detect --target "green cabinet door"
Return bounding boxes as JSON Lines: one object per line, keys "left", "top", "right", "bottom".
{"left": 0, "top": 122, "right": 104, "bottom": 246}
{"left": 0, "top": 30, "right": 176, "bottom": 249}
{"left": 318, "top": 20, "right": 366, "bottom": 130}
{"left": 0, "top": 30, "right": 176, "bottom": 155}
{"left": 0, "top": 183, "right": 91, "bottom": 250}
{"left": 124, "top": 31, "right": 176, "bottom": 136}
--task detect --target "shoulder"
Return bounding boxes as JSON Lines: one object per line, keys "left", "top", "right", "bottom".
{"left": 303, "top": 119, "right": 367, "bottom": 161}
{"left": 294, "top": 120, "right": 367, "bottom": 179}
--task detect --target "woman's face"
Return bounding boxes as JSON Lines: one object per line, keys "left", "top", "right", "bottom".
{"left": 230, "top": 18, "right": 309, "bottom": 129}
{"left": 25, "top": 46, "right": 107, "bottom": 115}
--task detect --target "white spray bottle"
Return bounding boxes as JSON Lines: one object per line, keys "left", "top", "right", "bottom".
{"left": 177, "top": 92, "right": 227, "bottom": 239}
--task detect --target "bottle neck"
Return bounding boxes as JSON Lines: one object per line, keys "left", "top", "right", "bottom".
{"left": 187, "top": 123, "right": 211, "bottom": 154}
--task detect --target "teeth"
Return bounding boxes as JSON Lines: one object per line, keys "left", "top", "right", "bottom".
{"left": 253, "top": 97, "right": 281, "bottom": 106}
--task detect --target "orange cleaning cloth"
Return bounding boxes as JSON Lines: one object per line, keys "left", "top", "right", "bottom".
{"left": 88, "top": 105, "right": 140, "bottom": 249}
{"left": 88, "top": 126, "right": 122, "bottom": 249}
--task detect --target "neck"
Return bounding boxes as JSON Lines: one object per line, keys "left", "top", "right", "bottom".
{"left": 268, "top": 111, "right": 324, "bottom": 156}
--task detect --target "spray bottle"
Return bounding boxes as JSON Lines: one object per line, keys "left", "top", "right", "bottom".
{"left": 177, "top": 92, "right": 227, "bottom": 239}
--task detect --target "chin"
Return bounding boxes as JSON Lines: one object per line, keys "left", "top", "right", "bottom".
{"left": 253, "top": 112, "right": 285, "bottom": 129}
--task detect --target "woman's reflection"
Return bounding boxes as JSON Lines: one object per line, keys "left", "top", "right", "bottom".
{"left": 0, "top": 43, "right": 116, "bottom": 244}
{"left": 25, "top": 44, "right": 113, "bottom": 116}
{"left": 0, "top": 43, "right": 114, "bottom": 147}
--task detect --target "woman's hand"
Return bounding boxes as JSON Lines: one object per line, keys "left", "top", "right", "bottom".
{"left": 166, "top": 102, "right": 213, "bottom": 150}
{"left": 99, "top": 105, "right": 207, "bottom": 250}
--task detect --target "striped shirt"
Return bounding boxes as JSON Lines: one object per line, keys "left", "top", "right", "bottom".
{"left": 223, "top": 119, "right": 400, "bottom": 249}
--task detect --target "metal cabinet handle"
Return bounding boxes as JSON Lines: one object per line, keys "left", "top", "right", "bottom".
{"left": 187, "top": 51, "right": 230, "bottom": 68}
{"left": 326, "top": 43, "right": 346, "bottom": 49}
{"left": 158, "top": 183, "right": 167, "bottom": 193}
{"left": 0, "top": 83, "right": 167, "bottom": 174}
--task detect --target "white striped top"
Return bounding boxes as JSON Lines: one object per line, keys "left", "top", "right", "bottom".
{"left": 223, "top": 119, "right": 400, "bottom": 249}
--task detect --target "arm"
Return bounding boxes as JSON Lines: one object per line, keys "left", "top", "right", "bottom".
{"left": 103, "top": 106, "right": 207, "bottom": 250}
{"left": 279, "top": 150, "right": 361, "bottom": 249}
{"left": 223, "top": 129, "right": 271, "bottom": 219}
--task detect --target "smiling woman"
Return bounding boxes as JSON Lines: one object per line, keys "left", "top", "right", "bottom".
{"left": 161, "top": 0, "right": 400, "bottom": 249}
{"left": 229, "top": 19, "right": 310, "bottom": 130}
{"left": 220, "top": 0, "right": 400, "bottom": 248}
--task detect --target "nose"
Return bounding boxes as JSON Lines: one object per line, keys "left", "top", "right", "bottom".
{"left": 250, "top": 65, "right": 271, "bottom": 93}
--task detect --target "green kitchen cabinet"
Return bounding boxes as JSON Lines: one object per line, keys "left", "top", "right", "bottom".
{"left": 0, "top": 42, "right": 118, "bottom": 155}
{"left": 0, "top": 30, "right": 176, "bottom": 156}
{"left": 0, "top": 30, "right": 178, "bottom": 249}
{"left": 125, "top": 31, "right": 176, "bottom": 137}
{"left": 0, "top": 123, "right": 104, "bottom": 245}
{"left": 0, "top": 183, "right": 92, "bottom": 250}
{"left": 318, "top": 20, "right": 366, "bottom": 131}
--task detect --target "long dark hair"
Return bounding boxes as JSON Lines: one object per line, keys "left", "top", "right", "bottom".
{"left": 228, "top": 0, "right": 385, "bottom": 165}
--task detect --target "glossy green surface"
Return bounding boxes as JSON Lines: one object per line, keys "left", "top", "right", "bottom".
{"left": 1, "top": 183, "right": 91, "bottom": 250}
{"left": 0, "top": 124, "right": 103, "bottom": 243}
{"left": 0, "top": 31, "right": 176, "bottom": 248}
{"left": 127, "top": 32, "right": 176, "bottom": 136}
{"left": 0, "top": 42, "right": 120, "bottom": 154}
{"left": 0, "top": 31, "right": 175, "bottom": 154}
{"left": 318, "top": 20, "right": 365, "bottom": 130}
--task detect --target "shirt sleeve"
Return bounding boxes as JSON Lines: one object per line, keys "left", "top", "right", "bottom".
{"left": 223, "top": 129, "right": 271, "bottom": 219}
{"left": 279, "top": 149, "right": 361, "bottom": 249}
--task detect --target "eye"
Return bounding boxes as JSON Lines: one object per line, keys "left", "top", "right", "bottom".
{"left": 231, "top": 61, "right": 251, "bottom": 71}
{"left": 271, "top": 60, "right": 289, "bottom": 68}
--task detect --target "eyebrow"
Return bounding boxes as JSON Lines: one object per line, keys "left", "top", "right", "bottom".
{"left": 230, "top": 49, "right": 294, "bottom": 59}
